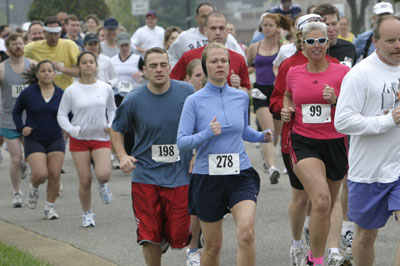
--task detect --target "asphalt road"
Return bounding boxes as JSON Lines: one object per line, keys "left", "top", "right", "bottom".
{"left": 0, "top": 138, "right": 398, "bottom": 265}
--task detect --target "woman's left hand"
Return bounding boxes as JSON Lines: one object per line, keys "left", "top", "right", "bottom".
{"left": 323, "top": 84, "right": 337, "bottom": 105}
{"left": 263, "top": 129, "right": 274, "bottom": 143}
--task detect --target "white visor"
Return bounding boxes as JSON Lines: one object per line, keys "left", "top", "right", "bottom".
{"left": 43, "top": 26, "right": 62, "bottom": 33}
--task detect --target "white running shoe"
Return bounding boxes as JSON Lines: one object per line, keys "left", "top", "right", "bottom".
{"left": 186, "top": 249, "right": 201, "bottom": 266}
{"left": 327, "top": 252, "right": 345, "bottom": 266}
{"left": 27, "top": 184, "right": 39, "bottom": 209}
{"left": 98, "top": 182, "right": 112, "bottom": 204}
{"left": 341, "top": 230, "right": 354, "bottom": 260}
{"left": 111, "top": 155, "right": 120, "bottom": 169}
{"left": 82, "top": 212, "right": 95, "bottom": 227}
{"left": 12, "top": 192, "right": 23, "bottom": 208}
{"left": 20, "top": 161, "right": 31, "bottom": 180}
{"left": 44, "top": 207, "right": 59, "bottom": 220}
{"left": 269, "top": 166, "right": 280, "bottom": 184}
{"left": 290, "top": 246, "right": 306, "bottom": 266}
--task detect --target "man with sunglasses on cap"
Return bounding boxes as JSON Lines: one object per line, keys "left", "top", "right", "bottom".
{"left": 24, "top": 16, "right": 80, "bottom": 90}
{"left": 130, "top": 11, "right": 165, "bottom": 57}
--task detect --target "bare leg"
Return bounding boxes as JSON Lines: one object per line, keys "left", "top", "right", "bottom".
{"left": 256, "top": 107, "right": 275, "bottom": 168}
{"left": 352, "top": 225, "right": 378, "bottom": 266}
{"left": 71, "top": 151, "right": 92, "bottom": 212}
{"left": 327, "top": 194, "right": 343, "bottom": 249}
{"left": 289, "top": 188, "right": 308, "bottom": 241}
{"left": 91, "top": 148, "right": 111, "bottom": 185}
{"left": 46, "top": 152, "right": 64, "bottom": 203}
{"left": 5, "top": 138, "right": 23, "bottom": 193}
{"left": 199, "top": 219, "right": 223, "bottom": 266}
{"left": 27, "top": 153, "right": 48, "bottom": 189}
{"left": 188, "top": 215, "right": 201, "bottom": 249}
{"left": 143, "top": 242, "right": 162, "bottom": 266}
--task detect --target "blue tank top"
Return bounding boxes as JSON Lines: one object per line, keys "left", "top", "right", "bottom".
{"left": 254, "top": 41, "right": 278, "bottom": 86}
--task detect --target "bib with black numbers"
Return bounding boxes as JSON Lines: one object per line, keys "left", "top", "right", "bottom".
{"left": 151, "top": 144, "right": 180, "bottom": 163}
{"left": 11, "top": 84, "right": 28, "bottom": 98}
{"left": 302, "top": 104, "right": 331, "bottom": 124}
{"left": 208, "top": 153, "right": 240, "bottom": 175}
{"left": 117, "top": 81, "right": 134, "bottom": 94}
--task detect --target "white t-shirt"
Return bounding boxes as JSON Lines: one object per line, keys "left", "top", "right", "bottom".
{"left": 167, "top": 27, "right": 246, "bottom": 68}
{"left": 57, "top": 80, "right": 116, "bottom": 141}
{"left": 335, "top": 52, "right": 400, "bottom": 184}
{"left": 111, "top": 53, "right": 144, "bottom": 96}
{"left": 273, "top": 43, "right": 297, "bottom": 67}
{"left": 130, "top": 25, "right": 165, "bottom": 56}
{"left": 0, "top": 38, "right": 6, "bottom": 52}
{"left": 97, "top": 54, "right": 118, "bottom": 88}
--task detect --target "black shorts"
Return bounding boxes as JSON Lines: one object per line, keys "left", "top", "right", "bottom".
{"left": 252, "top": 83, "right": 273, "bottom": 112}
{"left": 288, "top": 132, "right": 348, "bottom": 181}
{"left": 189, "top": 168, "right": 260, "bottom": 222}
{"left": 24, "top": 137, "right": 65, "bottom": 158}
{"left": 282, "top": 152, "right": 304, "bottom": 190}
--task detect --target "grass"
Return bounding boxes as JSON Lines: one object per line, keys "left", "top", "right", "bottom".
{"left": 0, "top": 242, "right": 51, "bottom": 266}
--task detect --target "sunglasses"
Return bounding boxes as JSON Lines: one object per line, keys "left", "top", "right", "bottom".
{"left": 297, "top": 17, "right": 327, "bottom": 30}
{"left": 303, "top": 37, "right": 328, "bottom": 45}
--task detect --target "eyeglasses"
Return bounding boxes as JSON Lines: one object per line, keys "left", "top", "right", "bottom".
{"left": 303, "top": 37, "right": 328, "bottom": 45}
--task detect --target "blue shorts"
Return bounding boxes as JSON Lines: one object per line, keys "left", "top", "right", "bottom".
{"left": 0, "top": 128, "right": 21, "bottom": 139}
{"left": 348, "top": 178, "right": 400, "bottom": 229}
{"left": 24, "top": 137, "right": 65, "bottom": 158}
{"left": 189, "top": 167, "right": 260, "bottom": 223}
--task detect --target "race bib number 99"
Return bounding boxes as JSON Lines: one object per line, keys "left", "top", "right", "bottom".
{"left": 302, "top": 104, "right": 331, "bottom": 124}
{"left": 208, "top": 153, "right": 240, "bottom": 175}
{"left": 11, "top": 84, "right": 28, "bottom": 98}
{"left": 151, "top": 144, "right": 180, "bottom": 163}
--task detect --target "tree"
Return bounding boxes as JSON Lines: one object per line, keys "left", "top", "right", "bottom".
{"left": 27, "top": 0, "right": 110, "bottom": 21}
{"left": 347, "top": 0, "right": 370, "bottom": 34}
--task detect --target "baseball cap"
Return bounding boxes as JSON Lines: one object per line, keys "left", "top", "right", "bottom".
{"left": 373, "top": 2, "right": 394, "bottom": 15}
{"left": 146, "top": 11, "right": 157, "bottom": 18}
{"left": 104, "top": 18, "right": 118, "bottom": 29}
{"left": 297, "top": 14, "right": 324, "bottom": 31}
{"left": 117, "top": 32, "right": 130, "bottom": 45}
{"left": 84, "top": 33, "right": 99, "bottom": 44}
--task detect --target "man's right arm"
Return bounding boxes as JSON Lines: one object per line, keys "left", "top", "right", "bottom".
{"left": 110, "top": 129, "right": 137, "bottom": 173}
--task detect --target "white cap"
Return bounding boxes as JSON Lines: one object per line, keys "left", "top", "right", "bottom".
{"left": 373, "top": 2, "right": 393, "bottom": 15}
{"left": 297, "top": 14, "right": 322, "bottom": 31}
{"left": 22, "top": 22, "right": 31, "bottom": 32}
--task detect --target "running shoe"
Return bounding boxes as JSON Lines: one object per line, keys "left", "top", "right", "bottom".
{"left": 327, "top": 252, "right": 345, "bottom": 266}
{"left": 269, "top": 166, "right": 280, "bottom": 184}
{"left": 82, "top": 212, "right": 95, "bottom": 227}
{"left": 290, "top": 246, "right": 306, "bottom": 266}
{"left": 161, "top": 239, "right": 169, "bottom": 254}
{"left": 27, "top": 184, "right": 39, "bottom": 209}
{"left": 341, "top": 230, "right": 354, "bottom": 260}
{"left": 111, "top": 155, "right": 120, "bottom": 169}
{"left": 12, "top": 192, "right": 23, "bottom": 208}
{"left": 98, "top": 182, "right": 112, "bottom": 204}
{"left": 303, "top": 227, "right": 310, "bottom": 247}
{"left": 186, "top": 249, "right": 201, "bottom": 266}
{"left": 44, "top": 207, "right": 59, "bottom": 220}
{"left": 20, "top": 161, "right": 31, "bottom": 180}
{"left": 282, "top": 167, "right": 288, "bottom": 174}
{"left": 300, "top": 255, "right": 314, "bottom": 266}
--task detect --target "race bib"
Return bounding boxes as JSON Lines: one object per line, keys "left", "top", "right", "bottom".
{"left": 55, "top": 62, "right": 64, "bottom": 75}
{"left": 251, "top": 88, "right": 267, "bottom": 100}
{"left": 302, "top": 104, "right": 331, "bottom": 124}
{"left": 117, "top": 81, "right": 134, "bottom": 94}
{"left": 11, "top": 84, "right": 28, "bottom": 98}
{"left": 151, "top": 144, "right": 180, "bottom": 163}
{"left": 208, "top": 153, "right": 240, "bottom": 175}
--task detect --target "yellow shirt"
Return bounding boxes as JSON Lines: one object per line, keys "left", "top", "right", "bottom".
{"left": 24, "top": 39, "right": 80, "bottom": 89}
{"left": 338, "top": 32, "right": 355, "bottom": 44}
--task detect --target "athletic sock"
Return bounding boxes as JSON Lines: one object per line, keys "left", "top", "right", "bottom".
{"left": 292, "top": 239, "right": 303, "bottom": 249}
{"left": 304, "top": 216, "right": 310, "bottom": 229}
{"left": 342, "top": 221, "right": 354, "bottom": 235}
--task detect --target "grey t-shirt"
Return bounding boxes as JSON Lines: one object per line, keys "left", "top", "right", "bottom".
{"left": 100, "top": 41, "right": 119, "bottom": 58}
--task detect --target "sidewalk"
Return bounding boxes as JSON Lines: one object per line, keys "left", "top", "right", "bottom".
{"left": 0, "top": 220, "right": 116, "bottom": 266}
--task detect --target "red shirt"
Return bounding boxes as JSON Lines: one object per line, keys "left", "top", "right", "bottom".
{"left": 270, "top": 52, "right": 340, "bottom": 152}
{"left": 170, "top": 46, "right": 250, "bottom": 90}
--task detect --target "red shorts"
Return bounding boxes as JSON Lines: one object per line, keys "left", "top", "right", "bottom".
{"left": 131, "top": 182, "right": 190, "bottom": 248}
{"left": 69, "top": 137, "right": 111, "bottom": 152}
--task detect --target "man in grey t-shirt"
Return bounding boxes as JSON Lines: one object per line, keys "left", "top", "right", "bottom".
{"left": 100, "top": 18, "right": 120, "bottom": 58}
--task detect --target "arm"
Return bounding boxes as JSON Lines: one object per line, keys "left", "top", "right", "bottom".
{"left": 247, "top": 44, "right": 256, "bottom": 74}
{"left": 335, "top": 75, "right": 397, "bottom": 135}
{"left": 54, "top": 64, "right": 79, "bottom": 78}
{"left": 57, "top": 90, "right": 81, "bottom": 137}
{"left": 269, "top": 62, "right": 289, "bottom": 115}
{"left": 106, "top": 86, "right": 117, "bottom": 128}
{"left": 169, "top": 55, "right": 187, "bottom": 80}
{"left": 110, "top": 129, "right": 138, "bottom": 173}
{"left": 242, "top": 98, "right": 269, "bottom": 143}
{"left": 176, "top": 98, "right": 215, "bottom": 151}
{"left": 281, "top": 91, "right": 295, "bottom": 123}
{"left": 12, "top": 91, "right": 27, "bottom": 132}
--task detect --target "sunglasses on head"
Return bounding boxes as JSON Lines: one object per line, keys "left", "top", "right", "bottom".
{"left": 303, "top": 37, "right": 328, "bottom": 45}
{"left": 297, "top": 17, "right": 327, "bottom": 30}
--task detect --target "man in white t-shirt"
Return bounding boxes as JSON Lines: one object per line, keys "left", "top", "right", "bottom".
{"left": 130, "top": 11, "right": 165, "bottom": 56}
{"left": 168, "top": 2, "right": 245, "bottom": 68}
{"left": 335, "top": 15, "right": 400, "bottom": 266}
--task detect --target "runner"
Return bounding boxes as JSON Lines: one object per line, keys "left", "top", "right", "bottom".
{"left": 100, "top": 18, "right": 120, "bottom": 58}
{"left": 27, "top": 21, "right": 44, "bottom": 43}
{"left": 335, "top": 15, "right": 400, "bottom": 266}
{"left": 0, "top": 33, "right": 34, "bottom": 208}
{"left": 177, "top": 42, "right": 273, "bottom": 266}
{"left": 247, "top": 13, "right": 291, "bottom": 184}
{"left": 111, "top": 47, "right": 194, "bottom": 266}
{"left": 185, "top": 59, "right": 205, "bottom": 92}
{"left": 12, "top": 60, "right": 64, "bottom": 219}
{"left": 57, "top": 51, "right": 116, "bottom": 227}
{"left": 281, "top": 22, "right": 349, "bottom": 266}
{"left": 164, "top": 26, "right": 181, "bottom": 51}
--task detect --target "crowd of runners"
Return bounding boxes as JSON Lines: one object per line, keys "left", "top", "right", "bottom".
{"left": 0, "top": 1, "right": 400, "bottom": 266}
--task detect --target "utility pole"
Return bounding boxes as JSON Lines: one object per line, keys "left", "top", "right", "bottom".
{"left": 6, "top": 0, "right": 10, "bottom": 25}
{"left": 186, "top": 0, "right": 191, "bottom": 29}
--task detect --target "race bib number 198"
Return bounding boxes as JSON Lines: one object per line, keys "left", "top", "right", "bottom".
{"left": 208, "top": 153, "right": 240, "bottom": 175}
{"left": 151, "top": 144, "right": 180, "bottom": 163}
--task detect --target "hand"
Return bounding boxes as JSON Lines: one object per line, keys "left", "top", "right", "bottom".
{"left": 188, "top": 154, "right": 196, "bottom": 174}
{"left": 263, "top": 129, "right": 274, "bottom": 143}
{"left": 210, "top": 116, "right": 221, "bottom": 136}
{"left": 51, "top": 61, "right": 60, "bottom": 71}
{"left": 281, "top": 107, "right": 295, "bottom": 122}
{"left": 323, "top": 84, "right": 337, "bottom": 105}
{"left": 22, "top": 126, "right": 32, "bottom": 137}
{"left": 104, "top": 127, "right": 111, "bottom": 134}
{"left": 119, "top": 154, "right": 138, "bottom": 173}
{"left": 230, "top": 70, "right": 241, "bottom": 89}
{"left": 392, "top": 107, "right": 400, "bottom": 126}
